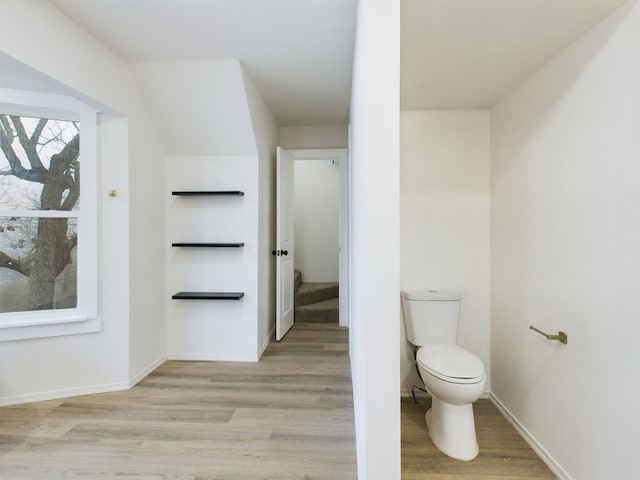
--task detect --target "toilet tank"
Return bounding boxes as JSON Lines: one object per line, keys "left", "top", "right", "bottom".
{"left": 401, "top": 289, "right": 461, "bottom": 346}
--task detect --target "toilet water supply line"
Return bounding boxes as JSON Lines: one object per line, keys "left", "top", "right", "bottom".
{"left": 410, "top": 346, "right": 428, "bottom": 404}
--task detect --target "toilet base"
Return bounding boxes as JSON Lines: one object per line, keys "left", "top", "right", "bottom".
{"left": 425, "top": 396, "right": 479, "bottom": 461}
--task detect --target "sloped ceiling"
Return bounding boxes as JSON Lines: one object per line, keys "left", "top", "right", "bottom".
{"left": 45, "top": 0, "right": 629, "bottom": 121}
{"left": 48, "top": 0, "right": 357, "bottom": 126}
{"left": 131, "top": 61, "right": 258, "bottom": 156}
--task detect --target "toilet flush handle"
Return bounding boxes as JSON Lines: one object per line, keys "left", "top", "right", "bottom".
{"left": 529, "top": 326, "right": 568, "bottom": 345}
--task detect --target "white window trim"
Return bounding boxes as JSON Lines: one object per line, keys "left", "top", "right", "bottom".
{"left": 0, "top": 210, "right": 79, "bottom": 218}
{"left": 0, "top": 91, "right": 100, "bottom": 342}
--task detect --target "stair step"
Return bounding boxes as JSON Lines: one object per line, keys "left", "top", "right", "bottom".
{"left": 295, "top": 282, "right": 339, "bottom": 306}
{"left": 294, "top": 269, "right": 302, "bottom": 293}
{"left": 295, "top": 297, "right": 339, "bottom": 323}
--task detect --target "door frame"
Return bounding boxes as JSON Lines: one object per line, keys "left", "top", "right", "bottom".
{"left": 287, "top": 148, "right": 349, "bottom": 328}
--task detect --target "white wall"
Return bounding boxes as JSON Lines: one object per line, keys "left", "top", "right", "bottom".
{"left": 400, "top": 110, "right": 491, "bottom": 395}
{"left": 241, "top": 68, "right": 279, "bottom": 358}
{"left": 0, "top": 23, "right": 277, "bottom": 403}
{"left": 131, "top": 60, "right": 257, "bottom": 156}
{"left": 294, "top": 160, "right": 340, "bottom": 282}
{"left": 491, "top": 3, "right": 640, "bottom": 479}
{"left": 0, "top": 0, "right": 166, "bottom": 403}
{"left": 349, "top": 0, "right": 401, "bottom": 478}
{"left": 127, "top": 102, "right": 168, "bottom": 384}
{"left": 280, "top": 125, "right": 348, "bottom": 149}
{"left": 150, "top": 60, "right": 274, "bottom": 362}
{"left": 166, "top": 156, "right": 259, "bottom": 361}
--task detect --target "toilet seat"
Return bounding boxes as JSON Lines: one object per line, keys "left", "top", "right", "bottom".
{"left": 417, "top": 345, "right": 485, "bottom": 384}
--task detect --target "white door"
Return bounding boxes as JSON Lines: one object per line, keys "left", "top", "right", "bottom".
{"left": 276, "top": 147, "right": 295, "bottom": 341}
{"left": 338, "top": 149, "right": 349, "bottom": 328}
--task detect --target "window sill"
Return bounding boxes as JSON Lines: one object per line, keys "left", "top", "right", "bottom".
{"left": 0, "top": 310, "right": 101, "bottom": 342}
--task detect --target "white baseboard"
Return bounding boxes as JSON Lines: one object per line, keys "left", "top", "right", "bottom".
{"left": 129, "top": 354, "right": 167, "bottom": 388}
{"left": 489, "top": 393, "right": 570, "bottom": 480}
{"left": 257, "top": 325, "right": 276, "bottom": 359}
{"left": 1, "top": 355, "right": 168, "bottom": 407}
{"left": 0, "top": 381, "right": 130, "bottom": 407}
{"left": 167, "top": 352, "right": 259, "bottom": 362}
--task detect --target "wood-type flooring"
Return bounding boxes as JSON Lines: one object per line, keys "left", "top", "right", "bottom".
{"left": 0, "top": 323, "right": 356, "bottom": 480}
{"left": 402, "top": 396, "right": 558, "bottom": 479}
{"left": 1, "top": 322, "right": 558, "bottom": 480}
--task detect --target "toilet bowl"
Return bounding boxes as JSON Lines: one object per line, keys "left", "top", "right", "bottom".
{"left": 417, "top": 344, "right": 486, "bottom": 461}
{"left": 400, "top": 289, "right": 486, "bottom": 461}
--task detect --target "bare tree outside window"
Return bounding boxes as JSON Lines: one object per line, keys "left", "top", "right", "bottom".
{"left": 0, "top": 114, "right": 79, "bottom": 313}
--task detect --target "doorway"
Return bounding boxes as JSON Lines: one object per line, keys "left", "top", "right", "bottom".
{"left": 275, "top": 148, "right": 349, "bottom": 340}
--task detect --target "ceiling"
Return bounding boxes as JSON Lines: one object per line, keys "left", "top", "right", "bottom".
{"left": 401, "top": 0, "right": 628, "bottom": 109}
{"left": 48, "top": 0, "right": 358, "bottom": 126}
{"left": 43, "top": 0, "right": 627, "bottom": 124}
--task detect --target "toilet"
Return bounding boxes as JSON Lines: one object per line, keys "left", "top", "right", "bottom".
{"left": 401, "top": 289, "right": 486, "bottom": 461}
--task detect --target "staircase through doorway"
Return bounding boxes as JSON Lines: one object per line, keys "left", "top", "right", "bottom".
{"left": 294, "top": 270, "right": 339, "bottom": 323}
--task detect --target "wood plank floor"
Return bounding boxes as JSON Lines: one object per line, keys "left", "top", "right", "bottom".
{"left": 0, "top": 323, "right": 357, "bottom": 480}
{"left": 1, "top": 323, "right": 559, "bottom": 480}
{"left": 402, "top": 396, "right": 558, "bottom": 479}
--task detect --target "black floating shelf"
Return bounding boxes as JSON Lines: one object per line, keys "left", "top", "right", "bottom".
{"left": 172, "top": 242, "right": 244, "bottom": 248}
{"left": 172, "top": 292, "right": 244, "bottom": 300}
{"left": 172, "top": 191, "right": 244, "bottom": 196}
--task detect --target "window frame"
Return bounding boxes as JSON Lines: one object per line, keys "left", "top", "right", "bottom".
{"left": 0, "top": 90, "right": 99, "bottom": 342}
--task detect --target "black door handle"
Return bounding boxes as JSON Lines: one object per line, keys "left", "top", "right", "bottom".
{"left": 272, "top": 249, "right": 289, "bottom": 256}
{"left": 282, "top": 250, "right": 288, "bottom": 256}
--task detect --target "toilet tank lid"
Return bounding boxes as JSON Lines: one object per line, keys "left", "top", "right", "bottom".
{"left": 401, "top": 289, "right": 461, "bottom": 301}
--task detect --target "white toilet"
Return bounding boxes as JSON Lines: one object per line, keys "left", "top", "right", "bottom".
{"left": 401, "top": 289, "right": 486, "bottom": 461}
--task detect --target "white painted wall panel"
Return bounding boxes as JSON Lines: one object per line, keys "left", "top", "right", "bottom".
{"left": 241, "top": 68, "right": 278, "bottom": 358}
{"left": 294, "top": 160, "right": 340, "bottom": 283}
{"left": 400, "top": 110, "right": 491, "bottom": 395}
{"left": 349, "top": 0, "right": 401, "bottom": 477}
{"left": 491, "top": 3, "right": 640, "bottom": 478}
{"left": 0, "top": 0, "right": 165, "bottom": 403}
{"left": 127, "top": 107, "right": 167, "bottom": 384}
{"left": 166, "top": 156, "right": 259, "bottom": 361}
{"left": 132, "top": 60, "right": 256, "bottom": 156}
{"left": 279, "top": 125, "right": 348, "bottom": 149}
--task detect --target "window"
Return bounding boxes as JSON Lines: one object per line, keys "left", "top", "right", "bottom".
{"left": 0, "top": 91, "right": 98, "bottom": 341}
{"left": 0, "top": 114, "right": 79, "bottom": 312}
